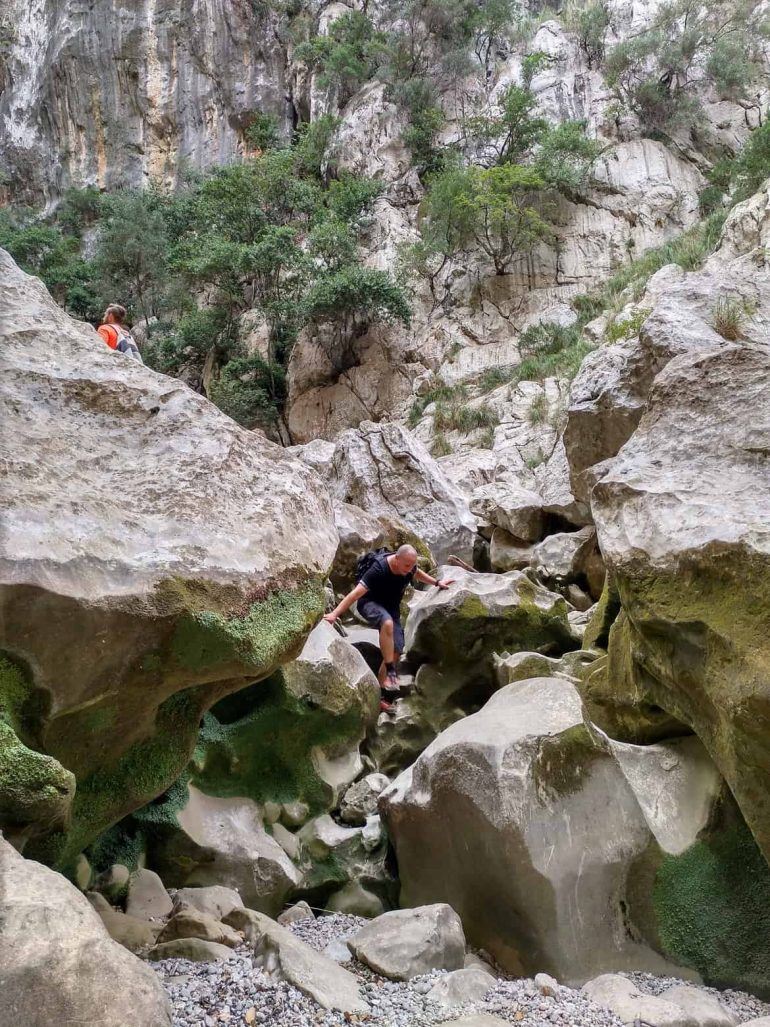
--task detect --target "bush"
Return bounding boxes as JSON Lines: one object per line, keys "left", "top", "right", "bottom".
{"left": 572, "top": 1, "right": 611, "bottom": 69}
{"left": 433, "top": 401, "right": 499, "bottom": 433}
{"left": 294, "top": 11, "right": 386, "bottom": 106}
{"left": 208, "top": 355, "right": 286, "bottom": 429}
{"left": 527, "top": 392, "right": 548, "bottom": 425}
{"left": 604, "top": 306, "right": 651, "bottom": 342}
{"left": 245, "top": 112, "right": 280, "bottom": 152}
{"left": 711, "top": 295, "right": 749, "bottom": 340}
{"left": 408, "top": 380, "right": 467, "bottom": 426}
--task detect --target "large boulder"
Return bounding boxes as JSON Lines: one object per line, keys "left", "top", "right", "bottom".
{"left": 347, "top": 904, "right": 466, "bottom": 980}
{"left": 145, "top": 784, "right": 301, "bottom": 916}
{"left": 0, "top": 836, "right": 172, "bottom": 1025}
{"left": 564, "top": 194, "right": 770, "bottom": 504}
{"left": 0, "top": 252, "right": 338, "bottom": 865}
{"left": 405, "top": 568, "right": 577, "bottom": 682}
{"left": 328, "top": 421, "right": 477, "bottom": 564}
{"left": 224, "top": 907, "right": 369, "bottom": 1013}
{"left": 382, "top": 678, "right": 770, "bottom": 990}
{"left": 591, "top": 343, "right": 770, "bottom": 864}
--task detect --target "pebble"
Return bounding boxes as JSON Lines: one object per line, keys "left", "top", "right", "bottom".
{"left": 148, "top": 917, "right": 770, "bottom": 1027}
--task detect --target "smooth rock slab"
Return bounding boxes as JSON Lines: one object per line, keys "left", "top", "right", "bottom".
{"left": 0, "top": 837, "right": 172, "bottom": 1025}
{"left": 582, "top": 974, "right": 697, "bottom": 1026}
{"left": 347, "top": 904, "right": 465, "bottom": 980}
{"left": 659, "top": 985, "right": 737, "bottom": 1027}
{"left": 155, "top": 906, "right": 241, "bottom": 948}
{"left": 277, "top": 900, "right": 315, "bottom": 925}
{"left": 223, "top": 908, "right": 368, "bottom": 1013}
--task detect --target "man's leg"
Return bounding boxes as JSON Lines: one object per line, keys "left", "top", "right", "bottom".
{"left": 377, "top": 618, "right": 395, "bottom": 688}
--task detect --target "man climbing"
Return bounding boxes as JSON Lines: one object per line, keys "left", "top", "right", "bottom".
{"left": 97, "top": 304, "right": 143, "bottom": 362}
{"left": 324, "top": 545, "right": 454, "bottom": 714}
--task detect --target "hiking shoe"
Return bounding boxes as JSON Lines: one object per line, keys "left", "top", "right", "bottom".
{"left": 379, "top": 699, "right": 396, "bottom": 715}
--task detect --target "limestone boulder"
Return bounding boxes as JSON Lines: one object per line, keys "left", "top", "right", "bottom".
{"left": 382, "top": 678, "right": 770, "bottom": 989}
{"left": 591, "top": 343, "right": 770, "bottom": 863}
{"left": 277, "top": 900, "right": 314, "bottom": 925}
{"left": 328, "top": 421, "right": 477, "bottom": 564}
{"left": 582, "top": 974, "right": 696, "bottom": 1027}
{"left": 340, "top": 773, "right": 391, "bottom": 826}
{"left": 97, "top": 908, "right": 162, "bottom": 954}
{"left": 405, "top": 569, "right": 577, "bottom": 683}
{"left": 225, "top": 908, "right": 369, "bottom": 1013}
{"left": 0, "top": 252, "right": 338, "bottom": 863}
{"left": 296, "top": 812, "right": 392, "bottom": 903}
{"left": 347, "top": 904, "right": 466, "bottom": 980}
{"left": 147, "top": 784, "right": 301, "bottom": 916}
{"left": 125, "top": 868, "right": 172, "bottom": 920}
{"left": 427, "top": 967, "right": 496, "bottom": 1010}
{"left": 658, "top": 985, "right": 737, "bottom": 1027}
{"left": 155, "top": 906, "right": 241, "bottom": 948}
{"left": 0, "top": 836, "right": 172, "bottom": 1024}
{"left": 149, "top": 937, "right": 233, "bottom": 962}
{"left": 171, "top": 885, "right": 244, "bottom": 922}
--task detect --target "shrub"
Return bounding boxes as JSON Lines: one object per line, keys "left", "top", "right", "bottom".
{"left": 245, "top": 112, "right": 280, "bottom": 152}
{"left": 294, "top": 11, "right": 386, "bottom": 106}
{"left": 431, "top": 433, "right": 452, "bottom": 457}
{"left": 604, "top": 306, "right": 651, "bottom": 342}
{"left": 527, "top": 392, "right": 548, "bottom": 425}
{"left": 711, "top": 295, "right": 749, "bottom": 340}
{"left": 433, "top": 401, "right": 499, "bottom": 433}
{"left": 408, "top": 380, "right": 467, "bottom": 426}
{"left": 521, "top": 50, "right": 550, "bottom": 88}
{"left": 209, "top": 355, "right": 287, "bottom": 430}
{"left": 572, "top": 1, "right": 611, "bottom": 69}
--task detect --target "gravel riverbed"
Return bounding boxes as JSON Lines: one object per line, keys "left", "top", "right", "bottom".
{"left": 151, "top": 915, "right": 770, "bottom": 1027}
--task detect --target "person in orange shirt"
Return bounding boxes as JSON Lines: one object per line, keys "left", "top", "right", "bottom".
{"left": 97, "top": 304, "right": 143, "bottom": 362}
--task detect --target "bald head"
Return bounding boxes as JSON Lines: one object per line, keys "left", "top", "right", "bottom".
{"left": 391, "top": 544, "right": 418, "bottom": 575}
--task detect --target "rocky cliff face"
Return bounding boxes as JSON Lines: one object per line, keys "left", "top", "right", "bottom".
{"left": 0, "top": 0, "right": 291, "bottom": 205}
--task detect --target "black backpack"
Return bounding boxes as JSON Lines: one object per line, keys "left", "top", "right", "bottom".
{"left": 356, "top": 547, "right": 390, "bottom": 582}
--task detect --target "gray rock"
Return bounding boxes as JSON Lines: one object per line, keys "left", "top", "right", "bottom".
{"left": 347, "top": 904, "right": 466, "bottom": 980}
{"left": 326, "top": 880, "right": 385, "bottom": 919}
{"left": 328, "top": 420, "right": 477, "bottom": 564}
{"left": 98, "top": 908, "right": 162, "bottom": 954}
{"left": 0, "top": 250, "right": 338, "bottom": 851}
{"left": 227, "top": 908, "right": 368, "bottom": 1013}
{"left": 427, "top": 968, "right": 496, "bottom": 1010}
{"left": 125, "top": 869, "right": 173, "bottom": 921}
{"left": 148, "top": 938, "right": 234, "bottom": 963}
{"left": 535, "top": 971, "right": 560, "bottom": 996}
{"left": 0, "top": 837, "right": 171, "bottom": 1025}
{"left": 582, "top": 974, "right": 698, "bottom": 1026}
{"left": 172, "top": 885, "right": 244, "bottom": 922}
{"left": 155, "top": 906, "right": 242, "bottom": 948}
{"left": 659, "top": 985, "right": 737, "bottom": 1027}
{"left": 340, "top": 773, "right": 391, "bottom": 826}
{"left": 382, "top": 679, "right": 724, "bottom": 981}
{"left": 277, "top": 901, "right": 315, "bottom": 926}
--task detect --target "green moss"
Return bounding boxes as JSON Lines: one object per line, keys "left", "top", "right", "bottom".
{"left": 531, "top": 722, "right": 605, "bottom": 801}
{"left": 582, "top": 578, "right": 621, "bottom": 651}
{"left": 171, "top": 579, "right": 324, "bottom": 674}
{"left": 0, "top": 652, "right": 74, "bottom": 831}
{"left": 654, "top": 816, "right": 770, "bottom": 997}
{"left": 192, "top": 673, "right": 364, "bottom": 812}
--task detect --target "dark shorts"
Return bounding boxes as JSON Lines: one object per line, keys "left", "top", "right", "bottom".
{"left": 358, "top": 599, "right": 405, "bottom": 653}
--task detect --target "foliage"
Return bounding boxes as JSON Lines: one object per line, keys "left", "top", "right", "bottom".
{"left": 433, "top": 399, "right": 499, "bottom": 433}
{"left": 0, "top": 213, "right": 96, "bottom": 319}
{"left": 408, "top": 379, "right": 467, "bottom": 426}
{"left": 467, "top": 83, "right": 549, "bottom": 166}
{"left": 295, "top": 11, "right": 387, "bottom": 105}
{"left": 711, "top": 295, "right": 750, "bottom": 341}
{"left": 604, "top": 0, "right": 768, "bottom": 133}
{"left": 604, "top": 306, "right": 651, "bottom": 342}
{"left": 208, "top": 355, "right": 287, "bottom": 428}
{"left": 720, "top": 119, "right": 770, "bottom": 203}
{"left": 431, "top": 432, "right": 452, "bottom": 456}
{"left": 527, "top": 392, "right": 548, "bottom": 425}
{"left": 245, "top": 111, "right": 280, "bottom": 152}
{"left": 570, "top": 0, "right": 611, "bottom": 69}
{"left": 521, "top": 50, "right": 550, "bottom": 88}
{"left": 477, "top": 321, "right": 594, "bottom": 390}
{"left": 422, "top": 162, "right": 552, "bottom": 274}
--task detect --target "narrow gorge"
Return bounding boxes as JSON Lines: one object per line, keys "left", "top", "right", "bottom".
{"left": 1, "top": 2, "right": 770, "bottom": 1026}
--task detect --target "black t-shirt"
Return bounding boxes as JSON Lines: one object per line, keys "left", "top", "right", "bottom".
{"left": 360, "top": 554, "right": 415, "bottom": 616}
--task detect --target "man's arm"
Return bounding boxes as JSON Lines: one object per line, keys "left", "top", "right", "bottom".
{"left": 324, "top": 582, "right": 368, "bottom": 623}
{"left": 414, "top": 569, "right": 455, "bottom": 590}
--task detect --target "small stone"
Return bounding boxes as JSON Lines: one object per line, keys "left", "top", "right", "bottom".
{"left": 535, "top": 972, "right": 559, "bottom": 997}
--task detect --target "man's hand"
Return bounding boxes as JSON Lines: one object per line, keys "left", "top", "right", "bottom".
{"left": 323, "top": 612, "right": 338, "bottom": 624}
{"left": 437, "top": 578, "right": 455, "bottom": 590}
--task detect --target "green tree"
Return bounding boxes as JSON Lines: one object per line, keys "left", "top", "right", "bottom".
{"left": 94, "top": 190, "right": 170, "bottom": 325}
{"left": 295, "top": 11, "right": 386, "bottom": 106}
{"left": 423, "top": 163, "right": 552, "bottom": 274}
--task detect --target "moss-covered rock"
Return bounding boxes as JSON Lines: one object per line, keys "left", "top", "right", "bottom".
{"left": 591, "top": 343, "right": 770, "bottom": 862}
{"left": 1, "top": 253, "right": 339, "bottom": 863}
